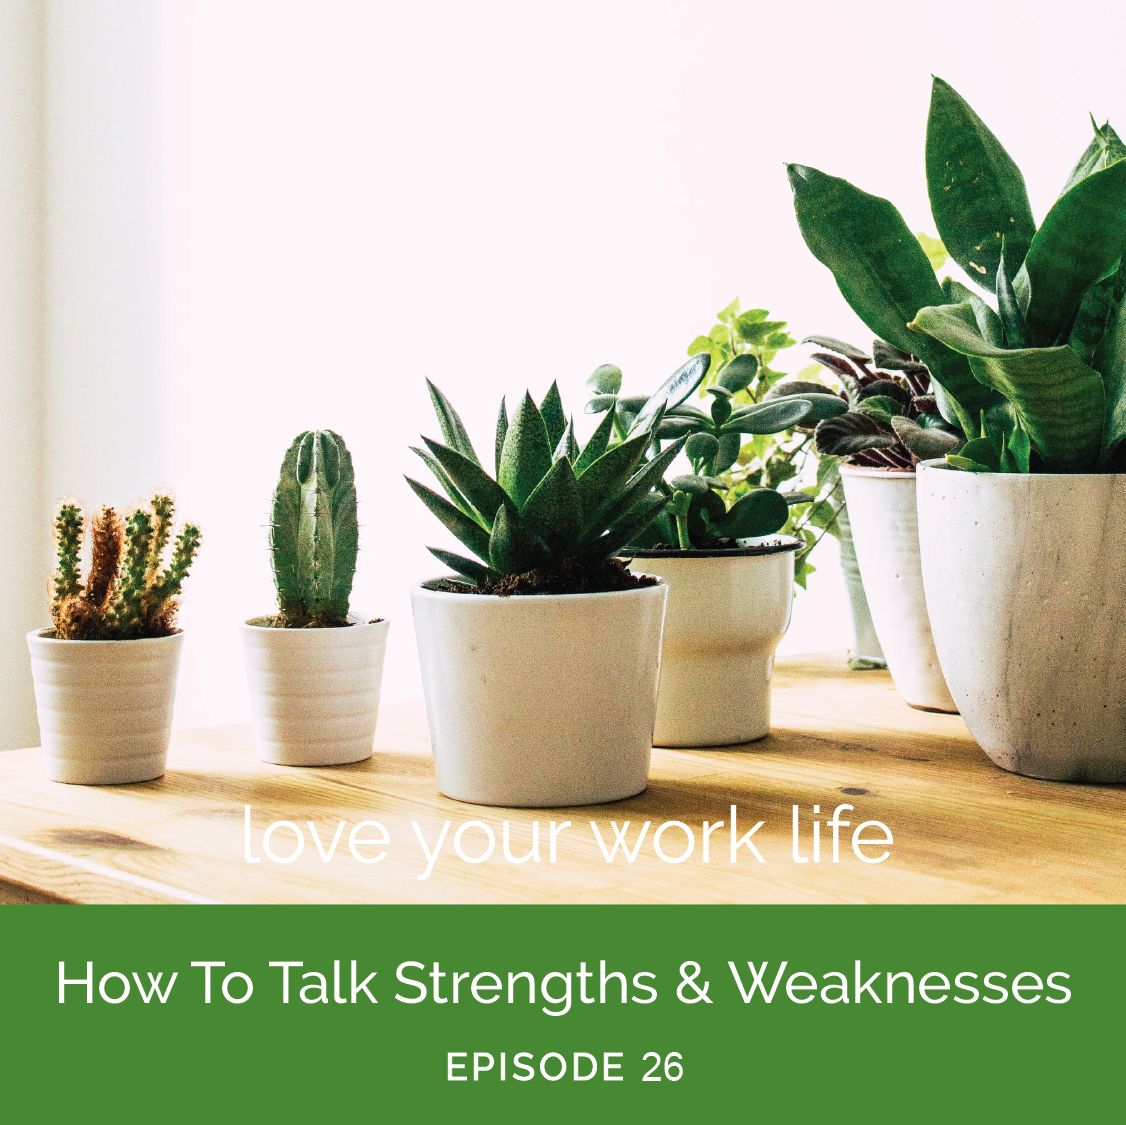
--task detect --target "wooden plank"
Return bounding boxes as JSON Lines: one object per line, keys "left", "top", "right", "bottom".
{"left": 0, "top": 652, "right": 1123, "bottom": 905}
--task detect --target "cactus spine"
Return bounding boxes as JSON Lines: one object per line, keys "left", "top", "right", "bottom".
{"left": 270, "top": 430, "right": 358, "bottom": 627}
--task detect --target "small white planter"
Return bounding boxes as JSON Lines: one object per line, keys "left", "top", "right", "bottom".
{"left": 840, "top": 465, "right": 957, "bottom": 712}
{"left": 410, "top": 580, "right": 667, "bottom": 807}
{"left": 627, "top": 541, "right": 798, "bottom": 747}
{"left": 26, "top": 629, "right": 184, "bottom": 785}
{"left": 240, "top": 616, "right": 390, "bottom": 766}
{"left": 917, "top": 461, "right": 1126, "bottom": 782}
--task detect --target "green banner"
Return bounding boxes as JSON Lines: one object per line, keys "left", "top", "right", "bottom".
{"left": 1, "top": 905, "right": 1118, "bottom": 1120}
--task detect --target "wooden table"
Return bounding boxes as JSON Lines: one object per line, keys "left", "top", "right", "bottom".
{"left": 1, "top": 653, "right": 1123, "bottom": 905}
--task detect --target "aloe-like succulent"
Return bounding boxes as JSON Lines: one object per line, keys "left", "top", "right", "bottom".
{"left": 789, "top": 77, "right": 1126, "bottom": 474}
{"left": 407, "top": 378, "right": 686, "bottom": 584}
{"left": 270, "top": 430, "right": 358, "bottom": 627}
{"left": 801, "top": 336, "right": 965, "bottom": 467}
{"left": 50, "top": 495, "right": 201, "bottom": 640}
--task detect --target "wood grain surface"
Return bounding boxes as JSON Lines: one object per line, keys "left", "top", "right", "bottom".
{"left": 1, "top": 652, "right": 1123, "bottom": 905}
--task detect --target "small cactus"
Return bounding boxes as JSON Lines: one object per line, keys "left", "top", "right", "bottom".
{"left": 50, "top": 495, "right": 201, "bottom": 640}
{"left": 269, "top": 430, "right": 358, "bottom": 627}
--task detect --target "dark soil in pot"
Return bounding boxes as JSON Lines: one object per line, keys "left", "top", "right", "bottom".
{"left": 423, "top": 558, "right": 658, "bottom": 597}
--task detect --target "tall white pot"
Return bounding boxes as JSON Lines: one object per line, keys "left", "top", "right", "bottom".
{"left": 627, "top": 541, "right": 797, "bottom": 747}
{"left": 917, "top": 462, "right": 1126, "bottom": 782}
{"left": 26, "top": 629, "right": 184, "bottom": 784}
{"left": 410, "top": 581, "right": 667, "bottom": 807}
{"left": 840, "top": 465, "right": 957, "bottom": 712}
{"left": 240, "top": 617, "right": 390, "bottom": 766}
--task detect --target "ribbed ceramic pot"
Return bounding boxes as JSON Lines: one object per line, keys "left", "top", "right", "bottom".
{"left": 839, "top": 465, "right": 956, "bottom": 712}
{"left": 240, "top": 616, "right": 390, "bottom": 766}
{"left": 627, "top": 540, "right": 798, "bottom": 747}
{"left": 26, "top": 629, "right": 184, "bottom": 784}
{"left": 410, "top": 580, "right": 667, "bottom": 807}
{"left": 917, "top": 461, "right": 1126, "bottom": 782}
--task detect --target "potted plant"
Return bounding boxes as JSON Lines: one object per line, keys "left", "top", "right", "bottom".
{"left": 791, "top": 334, "right": 962, "bottom": 713}
{"left": 27, "top": 495, "right": 201, "bottom": 784}
{"left": 589, "top": 351, "right": 843, "bottom": 746}
{"left": 789, "top": 76, "right": 1126, "bottom": 781}
{"left": 407, "top": 376, "right": 685, "bottom": 807}
{"left": 240, "top": 430, "right": 390, "bottom": 767}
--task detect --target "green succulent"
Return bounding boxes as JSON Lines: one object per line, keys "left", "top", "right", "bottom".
{"left": 789, "top": 76, "right": 1126, "bottom": 474}
{"left": 407, "top": 378, "right": 686, "bottom": 584}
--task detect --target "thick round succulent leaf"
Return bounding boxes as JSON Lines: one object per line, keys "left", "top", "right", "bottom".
{"left": 925, "top": 77, "right": 1036, "bottom": 293}
{"left": 1023, "top": 158, "right": 1126, "bottom": 348}
{"left": 629, "top": 353, "right": 711, "bottom": 436}
{"left": 705, "top": 385, "right": 734, "bottom": 399}
{"left": 814, "top": 412, "right": 898, "bottom": 457}
{"left": 498, "top": 392, "right": 553, "bottom": 508}
{"left": 784, "top": 393, "right": 849, "bottom": 424}
{"left": 890, "top": 415, "right": 964, "bottom": 460}
{"left": 671, "top": 474, "right": 712, "bottom": 495}
{"left": 716, "top": 488, "right": 789, "bottom": 539}
{"left": 487, "top": 504, "right": 552, "bottom": 575}
{"left": 715, "top": 432, "right": 742, "bottom": 472}
{"left": 657, "top": 418, "right": 697, "bottom": 438}
{"left": 585, "top": 394, "right": 617, "bottom": 414}
{"left": 724, "top": 397, "right": 810, "bottom": 434}
{"left": 857, "top": 380, "right": 911, "bottom": 409}
{"left": 617, "top": 395, "right": 650, "bottom": 413}
{"left": 665, "top": 403, "right": 710, "bottom": 420}
{"left": 910, "top": 301, "right": 1105, "bottom": 472}
{"left": 687, "top": 489, "right": 727, "bottom": 541}
{"left": 684, "top": 432, "right": 720, "bottom": 463}
{"left": 586, "top": 363, "right": 623, "bottom": 395}
{"left": 788, "top": 164, "right": 990, "bottom": 419}
{"left": 801, "top": 335, "right": 871, "bottom": 361}
{"left": 716, "top": 353, "right": 760, "bottom": 392}
{"left": 764, "top": 379, "right": 832, "bottom": 399}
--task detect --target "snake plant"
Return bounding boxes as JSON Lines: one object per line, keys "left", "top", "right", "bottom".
{"left": 789, "top": 77, "right": 1126, "bottom": 474}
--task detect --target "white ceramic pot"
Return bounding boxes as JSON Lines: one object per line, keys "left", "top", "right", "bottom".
{"left": 839, "top": 465, "right": 957, "bottom": 712}
{"left": 917, "top": 461, "right": 1126, "bottom": 782}
{"left": 240, "top": 616, "right": 390, "bottom": 766}
{"left": 627, "top": 541, "right": 798, "bottom": 747}
{"left": 410, "top": 580, "right": 667, "bottom": 807}
{"left": 26, "top": 629, "right": 184, "bottom": 784}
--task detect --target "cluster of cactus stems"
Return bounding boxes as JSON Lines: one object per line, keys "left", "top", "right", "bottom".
{"left": 270, "top": 430, "right": 358, "bottom": 627}
{"left": 51, "top": 495, "right": 201, "bottom": 640}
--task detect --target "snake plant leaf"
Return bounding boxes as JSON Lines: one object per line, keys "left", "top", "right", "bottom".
{"left": 1094, "top": 291, "right": 1126, "bottom": 467}
{"left": 890, "top": 415, "right": 964, "bottom": 460}
{"left": 520, "top": 456, "right": 584, "bottom": 554}
{"left": 495, "top": 397, "right": 507, "bottom": 477}
{"left": 1023, "top": 158, "right": 1126, "bottom": 348}
{"left": 426, "top": 547, "right": 495, "bottom": 585}
{"left": 411, "top": 446, "right": 478, "bottom": 520}
{"left": 723, "top": 398, "right": 810, "bottom": 434}
{"left": 814, "top": 411, "right": 898, "bottom": 457}
{"left": 717, "top": 353, "right": 759, "bottom": 392}
{"left": 573, "top": 406, "right": 617, "bottom": 475}
{"left": 422, "top": 437, "right": 510, "bottom": 525}
{"left": 586, "top": 363, "right": 623, "bottom": 395}
{"left": 488, "top": 504, "right": 552, "bottom": 574}
{"left": 405, "top": 476, "right": 493, "bottom": 562}
{"left": 594, "top": 437, "right": 687, "bottom": 535}
{"left": 540, "top": 381, "right": 567, "bottom": 449}
{"left": 788, "top": 163, "right": 989, "bottom": 420}
{"left": 579, "top": 495, "right": 668, "bottom": 563}
{"left": 995, "top": 239, "right": 1027, "bottom": 348}
{"left": 499, "top": 392, "right": 553, "bottom": 508}
{"left": 801, "top": 335, "right": 871, "bottom": 361}
{"left": 426, "top": 379, "right": 480, "bottom": 465}
{"left": 942, "top": 274, "right": 1006, "bottom": 348}
{"left": 910, "top": 301, "right": 1105, "bottom": 471}
{"left": 957, "top": 436, "right": 1001, "bottom": 472}
{"left": 553, "top": 418, "right": 579, "bottom": 463}
{"left": 574, "top": 431, "right": 650, "bottom": 515}
{"left": 629, "top": 353, "right": 711, "bottom": 436}
{"left": 1060, "top": 116, "right": 1126, "bottom": 197}
{"left": 946, "top": 453, "right": 996, "bottom": 473}
{"left": 925, "top": 77, "right": 1036, "bottom": 293}
{"left": 715, "top": 488, "right": 789, "bottom": 539}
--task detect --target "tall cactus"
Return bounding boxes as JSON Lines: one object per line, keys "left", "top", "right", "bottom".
{"left": 270, "top": 430, "right": 358, "bottom": 627}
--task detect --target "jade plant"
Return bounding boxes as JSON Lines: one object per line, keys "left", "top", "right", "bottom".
{"left": 407, "top": 377, "right": 686, "bottom": 587}
{"left": 789, "top": 76, "right": 1126, "bottom": 474}
{"left": 802, "top": 336, "right": 965, "bottom": 467}
{"left": 51, "top": 495, "right": 201, "bottom": 640}
{"left": 269, "top": 430, "right": 358, "bottom": 627}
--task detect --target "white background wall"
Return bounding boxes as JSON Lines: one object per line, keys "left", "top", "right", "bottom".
{"left": 4, "top": 1, "right": 1125, "bottom": 741}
